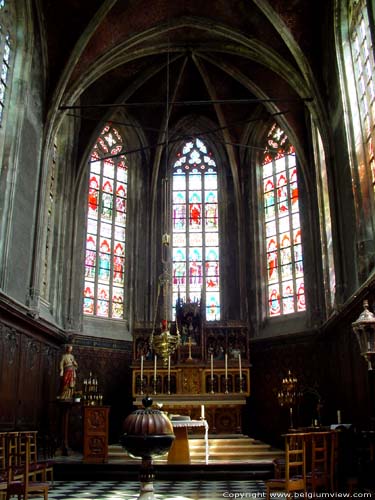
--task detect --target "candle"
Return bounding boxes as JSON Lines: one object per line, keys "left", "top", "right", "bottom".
{"left": 225, "top": 353, "right": 228, "bottom": 379}
{"left": 201, "top": 404, "right": 205, "bottom": 419}
{"left": 210, "top": 354, "right": 214, "bottom": 380}
{"left": 238, "top": 353, "right": 242, "bottom": 380}
{"left": 337, "top": 410, "right": 341, "bottom": 424}
{"left": 154, "top": 355, "right": 157, "bottom": 381}
{"left": 168, "top": 355, "right": 171, "bottom": 381}
{"left": 140, "top": 355, "right": 144, "bottom": 380}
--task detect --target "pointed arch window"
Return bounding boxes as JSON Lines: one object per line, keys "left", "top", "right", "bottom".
{"left": 171, "top": 138, "right": 220, "bottom": 321}
{"left": 0, "top": 0, "right": 13, "bottom": 126}
{"left": 83, "top": 124, "right": 127, "bottom": 319}
{"left": 262, "top": 124, "right": 305, "bottom": 316}
{"left": 348, "top": 0, "right": 375, "bottom": 189}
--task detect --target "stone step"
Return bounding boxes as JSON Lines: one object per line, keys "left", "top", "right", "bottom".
{"left": 111, "top": 435, "right": 283, "bottom": 464}
{"left": 189, "top": 440, "right": 272, "bottom": 449}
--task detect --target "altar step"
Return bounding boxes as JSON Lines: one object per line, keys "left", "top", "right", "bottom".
{"left": 54, "top": 435, "right": 282, "bottom": 481}
{"left": 108, "top": 434, "right": 284, "bottom": 464}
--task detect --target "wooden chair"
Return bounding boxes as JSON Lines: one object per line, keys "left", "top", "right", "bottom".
{"left": 266, "top": 433, "right": 307, "bottom": 500}
{"left": 18, "top": 433, "right": 53, "bottom": 484}
{"left": 5, "top": 434, "right": 23, "bottom": 482}
{"left": 306, "top": 431, "right": 330, "bottom": 492}
{"left": 6, "top": 435, "right": 49, "bottom": 500}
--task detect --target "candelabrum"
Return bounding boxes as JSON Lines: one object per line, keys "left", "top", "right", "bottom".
{"left": 150, "top": 320, "right": 180, "bottom": 366}
{"left": 83, "top": 372, "right": 103, "bottom": 405}
{"left": 277, "top": 370, "right": 300, "bottom": 429}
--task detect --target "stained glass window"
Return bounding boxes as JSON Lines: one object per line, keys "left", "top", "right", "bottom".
{"left": 83, "top": 124, "right": 127, "bottom": 319}
{"left": 348, "top": 0, "right": 375, "bottom": 190}
{"left": 262, "top": 124, "right": 305, "bottom": 316}
{"left": 172, "top": 138, "right": 220, "bottom": 321}
{"left": 0, "top": 0, "right": 11, "bottom": 126}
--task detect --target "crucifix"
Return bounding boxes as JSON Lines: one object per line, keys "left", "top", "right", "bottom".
{"left": 187, "top": 336, "right": 193, "bottom": 361}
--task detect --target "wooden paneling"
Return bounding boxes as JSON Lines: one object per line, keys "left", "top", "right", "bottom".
{"left": 0, "top": 320, "right": 60, "bottom": 432}
{"left": 71, "top": 341, "right": 133, "bottom": 445}
{"left": 0, "top": 327, "right": 20, "bottom": 428}
{"left": 83, "top": 406, "right": 110, "bottom": 463}
{"left": 249, "top": 323, "right": 371, "bottom": 448}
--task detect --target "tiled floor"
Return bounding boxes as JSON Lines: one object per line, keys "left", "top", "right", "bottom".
{"left": 48, "top": 479, "right": 267, "bottom": 500}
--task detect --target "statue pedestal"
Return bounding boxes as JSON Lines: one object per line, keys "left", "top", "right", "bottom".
{"left": 55, "top": 399, "right": 80, "bottom": 456}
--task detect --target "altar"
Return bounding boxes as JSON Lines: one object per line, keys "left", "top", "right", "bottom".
{"left": 167, "top": 419, "right": 209, "bottom": 464}
{"left": 132, "top": 303, "right": 250, "bottom": 435}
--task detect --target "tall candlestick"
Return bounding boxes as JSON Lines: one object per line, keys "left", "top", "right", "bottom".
{"left": 210, "top": 354, "right": 214, "bottom": 380}
{"left": 201, "top": 404, "right": 205, "bottom": 419}
{"left": 154, "top": 355, "right": 157, "bottom": 381}
{"left": 239, "top": 353, "right": 242, "bottom": 380}
{"left": 168, "top": 355, "right": 171, "bottom": 381}
{"left": 140, "top": 355, "right": 144, "bottom": 380}
{"left": 225, "top": 353, "right": 228, "bottom": 379}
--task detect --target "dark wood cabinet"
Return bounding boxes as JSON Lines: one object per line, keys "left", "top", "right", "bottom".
{"left": 83, "top": 406, "right": 110, "bottom": 463}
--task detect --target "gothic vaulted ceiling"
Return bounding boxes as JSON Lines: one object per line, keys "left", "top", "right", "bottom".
{"left": 39, "top": 0, "right": 328, "bottom": 167}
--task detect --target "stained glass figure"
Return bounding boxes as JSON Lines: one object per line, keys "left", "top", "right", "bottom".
{"left": 172, "top": 139, "right": 220, "bottom": 320}
{"left": 83, "top": 124, "right": 127, "bottom": 319}
{"left": 263, "top": 124, "right": 305, "bottom": 316}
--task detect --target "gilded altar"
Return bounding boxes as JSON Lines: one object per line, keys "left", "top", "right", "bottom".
{"left": 131, "top": 319, "right": 250, "bottom": 434}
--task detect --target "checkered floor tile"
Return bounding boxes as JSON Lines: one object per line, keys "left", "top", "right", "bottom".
{"left": 48, "top": 480, "right": 266, "bottom": 500}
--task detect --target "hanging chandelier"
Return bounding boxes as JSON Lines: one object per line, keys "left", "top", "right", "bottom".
{"left": 149, "top": 258, "right": 180, "bottom": 365}
{"left": 149, "top": 179, "right": 180, "bottom": 365}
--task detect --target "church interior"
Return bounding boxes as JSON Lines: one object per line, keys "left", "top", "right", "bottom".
{"left": 2, "top": 0, "right": 375, "bottom": 498}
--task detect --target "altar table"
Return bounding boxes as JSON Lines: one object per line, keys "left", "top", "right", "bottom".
{"left": 167, "top": 419, "right": 209, "bottom": 464}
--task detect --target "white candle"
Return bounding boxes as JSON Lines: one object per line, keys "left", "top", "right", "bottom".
{"left": 210, "top": 354, "right": 214, "bottom": 380}
{"left": 337, "top": 410, "right": 341, "bottom": 424}
{"left": 140, "top": 355, "right": 144, "bottom": 380}
{"left": 154, "top": 355, "right": 157, "bottom": 380}
{"left": 225, "top": 353, "right": 228, "bottom": 379}
{"left": 201, "top": 404, "right": 205, "bottom": 419}
{"left": 238, "top": 353, "right": 242, "bottom": 380}
{"left": 168, "top": 355, "right": 171, "bottom": 381}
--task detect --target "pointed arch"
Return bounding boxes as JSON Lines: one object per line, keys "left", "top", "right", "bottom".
{"left": 262, "top": 124, "right": 305, "bottom": 316}
{"left": 171, "top": 137, "right": 220, "bottom": 321}
{"left": 83, "top": 123, "right": 128, "bottom": 319}
{"left": 0, "top": 0, "right": 12, "bottom": 126}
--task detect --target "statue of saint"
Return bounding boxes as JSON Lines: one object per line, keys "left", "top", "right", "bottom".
{"left": 58, "top": 344, "right": 78, "bottom": 399}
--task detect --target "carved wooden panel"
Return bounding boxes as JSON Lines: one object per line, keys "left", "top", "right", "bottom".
{"left": 0, "top": 318, "right": 61, "bottom": 432}
{"left": 0, "top": 327, "right": 20, "bottom": 428}
{"left": 16, "top": 336, "right": 42, "bottom": 428}
{"left": 83, "top": 406, "right": 109, "bottom": 463}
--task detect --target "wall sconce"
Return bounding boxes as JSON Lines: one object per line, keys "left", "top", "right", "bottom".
{"left": 352, "top": 300, "right": 375, "bottom": 371}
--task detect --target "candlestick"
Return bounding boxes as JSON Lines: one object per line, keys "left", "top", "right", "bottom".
{"left": 337, "top": 410, "right": 341, "bottom": 424}
{"left": 153, "top": 355, "right": 157, "bottom": 394}
{"left": 168, "top": 355, "right": 171, "bottom": 381}
{"left": 140, "top": 355, "right": 144, "bottom": 394}
{"left": 210, "top": 354, "right": 214, "bottom": 380}
{"left": 225, "top": 353, "right": 228, "bottom": 379}
{"left": 238, "top": 353, "right": 242, "bottom": 379}
{"left": 201, "top": 404, "right": 205, "bottom": 419}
